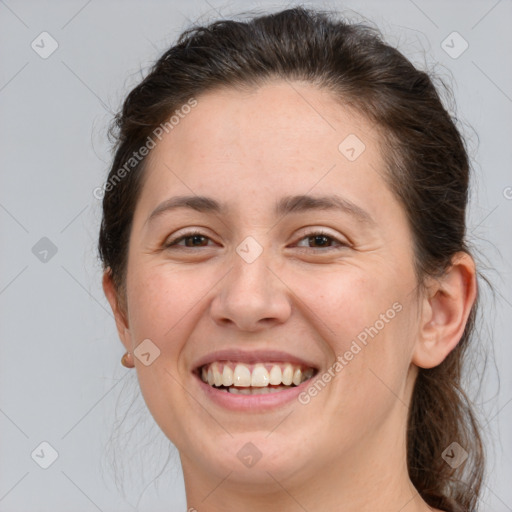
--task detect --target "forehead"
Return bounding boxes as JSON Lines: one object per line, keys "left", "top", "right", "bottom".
{"left": 154, "top": 81, "right": 370, "bottom": 158}
{"left": 140, "top": 81, "right": 386, "bottom": 199}
{"left": 127, "top": 81, "right": 416, "bottom": 247}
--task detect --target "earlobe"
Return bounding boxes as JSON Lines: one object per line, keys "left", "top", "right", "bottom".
{"left": 102, "top": 269, "right": 132, "bottom": 352}
{"left": 412, "top": 253, "right": 477, "bottom": 369}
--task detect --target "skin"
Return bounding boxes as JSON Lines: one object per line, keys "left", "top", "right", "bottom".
{"left": 103, "top": 80, "right": 476, "bottom": 512}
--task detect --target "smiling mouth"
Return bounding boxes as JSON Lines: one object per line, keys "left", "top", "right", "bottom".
{"left": 197, "top": 361, "right": 317, "bottom": 394}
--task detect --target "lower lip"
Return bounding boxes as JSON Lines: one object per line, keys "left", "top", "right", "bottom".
{"left": 194, "top": 373, "right": 316, "bottom": 412}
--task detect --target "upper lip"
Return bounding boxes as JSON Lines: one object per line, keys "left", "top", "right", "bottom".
{"left": 192, "top": 349, "right": 320, "bottom": 372}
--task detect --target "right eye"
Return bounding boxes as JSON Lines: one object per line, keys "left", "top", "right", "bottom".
{"left": 164, "top": 230, "right": 216, "bottom": 249}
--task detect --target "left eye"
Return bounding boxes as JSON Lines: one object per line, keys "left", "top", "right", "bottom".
{"left": 165, "top": 230, "right": 347, "bottom": 250}
{"left": 295, "top": 231, "right": 346, "bottom": 250}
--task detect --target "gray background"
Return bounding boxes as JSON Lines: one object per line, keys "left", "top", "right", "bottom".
{"left": 0, "top": 0, "right": 511, "bottom": 510}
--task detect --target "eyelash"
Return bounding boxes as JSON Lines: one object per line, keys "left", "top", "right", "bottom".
{"left": 164, "top": 229, "right": 348, "bottom": 252}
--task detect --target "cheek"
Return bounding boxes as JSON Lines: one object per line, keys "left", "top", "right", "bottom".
{"left": 124, "top": 263, "right": 208, "bottom": 445}
{"left": 288, "top": 264, "right": 406, "bottom": 350}
{"left": 126, "top": 262, "right": 205, "bottom": 350}
{"left": 290, "top": 265, "right": 417, "bottom": 404}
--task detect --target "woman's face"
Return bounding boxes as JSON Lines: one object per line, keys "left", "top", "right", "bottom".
{"left": 110, "top": 81, "right": 425, "bottom": 491}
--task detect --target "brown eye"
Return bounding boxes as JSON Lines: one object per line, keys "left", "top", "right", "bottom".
{"left": 295, "top": 231, "right": 348, "bottom": 251}
{"left": 307, "top": 234, "right": 332, "bottom": 248}
{"left": 165, "top": 231, "right": 214, "bottom": 249}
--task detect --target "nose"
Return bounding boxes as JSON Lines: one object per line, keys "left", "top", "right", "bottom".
{"left": 209, "top": 244, "right": 292, "bottom": 332}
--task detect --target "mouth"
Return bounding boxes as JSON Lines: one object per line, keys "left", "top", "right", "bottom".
{"left": 195, "top": 361, "right": 318, "bottom": 395}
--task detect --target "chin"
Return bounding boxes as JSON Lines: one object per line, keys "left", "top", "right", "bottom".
{"left": 190, "top": 429, "right": 312, "bottom": 484}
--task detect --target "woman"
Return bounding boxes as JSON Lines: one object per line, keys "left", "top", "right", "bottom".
{"left": 98, "top": 7, "right": 485, "bottom": 511}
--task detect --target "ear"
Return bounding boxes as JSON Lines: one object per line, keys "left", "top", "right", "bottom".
{"left": 102, "top": 269, "right": 133, "bottom": 353}
{"left": 412, "top": 252, "right": 477, "bottom": 369}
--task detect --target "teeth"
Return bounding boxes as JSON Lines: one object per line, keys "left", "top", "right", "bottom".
{"left": 269, "top": 365, "right": 282, "bottom": 385}
{"left": 222, "top": 365, "right": 233, "bottom": 386}
{"left": 233, "top": 364, "right": 251, "bottom": 387}
{"left": 212, "top": 363, "right": 223, "bottom": 387}
{"left": 251, "top": 364, "right": 270, "bottom": 387}
{"left": 207, "top": 366, "right": 215, "bottom": 386}
{"left": 229, "top": 385, "right": 293, "bottom": 394}
{"left": 282, "top": 364, "right": 293, "bottom": 385}
{"left": 200, "top": 361, "right": 316, "bottom": 389}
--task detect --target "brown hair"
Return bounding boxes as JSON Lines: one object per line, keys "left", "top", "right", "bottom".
{"left": 98, "top": 7, "right": 485, "bottom": 510}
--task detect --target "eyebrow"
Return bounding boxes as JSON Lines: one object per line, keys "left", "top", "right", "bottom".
{"left": 146, "top": 194, "right": 376, "bottom": 226}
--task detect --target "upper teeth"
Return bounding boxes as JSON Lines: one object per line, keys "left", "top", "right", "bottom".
{"left": 200, "top": 362, "right": 315, "bottom": 388}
